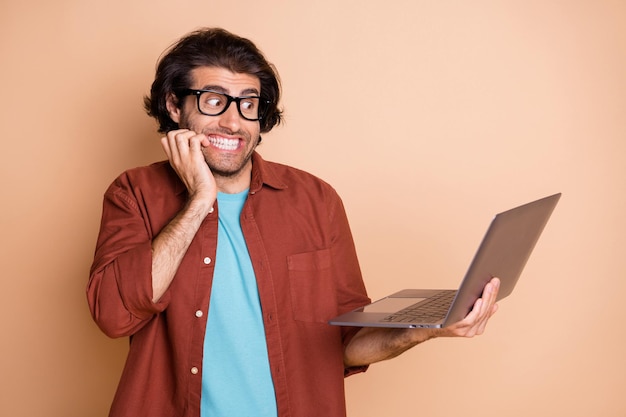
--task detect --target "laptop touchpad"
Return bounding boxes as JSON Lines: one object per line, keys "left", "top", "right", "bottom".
{"left": 362, "top": 297, "right": 426, "bottom": 313}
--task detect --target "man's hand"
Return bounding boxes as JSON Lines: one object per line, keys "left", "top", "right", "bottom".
{"left": 434, "top": 277, "right": 500, "bottom": 338}
{"left": 161, "top": 129, "right": 217, "bottom": 205}
{"left": 344, "top": 278, "right": 500, "bottom": 367}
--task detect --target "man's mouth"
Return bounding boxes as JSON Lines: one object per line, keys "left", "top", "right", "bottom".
{"left": 207, "top": 136, "right": 240, "bottom": 151}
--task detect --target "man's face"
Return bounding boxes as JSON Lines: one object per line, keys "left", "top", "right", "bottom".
{"left": 167, "top": 66, "right": 262, "bottom": 179}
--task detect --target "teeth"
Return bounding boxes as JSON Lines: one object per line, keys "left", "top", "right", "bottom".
{"left": 208, "top": 137, "right": 239, "bottom": 151}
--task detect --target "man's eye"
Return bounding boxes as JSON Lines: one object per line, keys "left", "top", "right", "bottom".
{"left": 205, "top": 97, "right": 223, "bottom": 107}
{"left": 241, "top": 100, "right": 256, "bottom": 111}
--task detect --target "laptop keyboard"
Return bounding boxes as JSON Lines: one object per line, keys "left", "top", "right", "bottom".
{"left": 381, "top": 290, "right": 457, "bottom": 323}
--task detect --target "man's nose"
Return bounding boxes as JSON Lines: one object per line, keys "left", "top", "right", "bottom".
{"left": 217, "top": 102, "right": 242, "bottom": 131}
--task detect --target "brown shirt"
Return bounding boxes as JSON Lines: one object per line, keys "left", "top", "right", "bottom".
{"left": 87, "top": 152, "right": 370, "bottom": 417}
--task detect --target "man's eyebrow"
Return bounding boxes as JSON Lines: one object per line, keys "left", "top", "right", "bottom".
{"left": 199, "top": 85, "right": 260, "bottom": 96}
{"left": 240, "top": 87, "right": 260, "bottom": 96}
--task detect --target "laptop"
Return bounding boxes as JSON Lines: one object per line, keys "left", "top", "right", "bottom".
{"left": 329, "top": 193, "right": 561, "bottom": 329}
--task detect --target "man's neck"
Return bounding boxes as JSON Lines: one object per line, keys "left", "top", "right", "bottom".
{"left": 214, "top": 163, "right": 253, "bottom": 194}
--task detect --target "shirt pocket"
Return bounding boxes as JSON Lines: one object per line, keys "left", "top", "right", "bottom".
{"left": 287, "top": 249, "right": 338, "bottom": 323}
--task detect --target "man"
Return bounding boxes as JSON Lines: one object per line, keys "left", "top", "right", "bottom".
{"left": 87, "top": 28, "right": 499, "bottom": 417}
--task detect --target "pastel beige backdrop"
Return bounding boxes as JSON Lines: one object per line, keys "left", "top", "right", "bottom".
{"left": 1, "top": 1, "right": 624, "bottom": 416}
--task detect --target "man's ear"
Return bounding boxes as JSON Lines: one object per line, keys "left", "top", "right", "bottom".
{"left": 166, "top": 92, "right": 181, "bottom": 123}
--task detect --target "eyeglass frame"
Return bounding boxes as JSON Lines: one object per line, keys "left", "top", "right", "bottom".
{"left": 178, "top": 88, "right": 272, "bottom": 121}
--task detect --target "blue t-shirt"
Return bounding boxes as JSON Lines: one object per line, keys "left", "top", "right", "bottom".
{"left": 201, "top": 190, "right": 277, "bottom": 417}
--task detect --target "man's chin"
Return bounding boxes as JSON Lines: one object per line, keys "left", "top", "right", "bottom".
{"left": 208, "top": 159, "right": 252, "bottom": 180}
{"left": 211, "top": 168, "right": 241, "bottom": 178}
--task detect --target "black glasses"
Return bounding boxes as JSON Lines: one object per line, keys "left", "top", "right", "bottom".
{"left": 179, "top": 89, "right": 271, "bottom": 121}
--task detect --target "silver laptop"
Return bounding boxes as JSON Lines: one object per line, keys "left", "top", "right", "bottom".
{"left": 329, "top": 193, "right": 561, "bottom": 329}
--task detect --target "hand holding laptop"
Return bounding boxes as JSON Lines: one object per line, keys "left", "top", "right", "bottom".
{"left": 344, "top": 277, "right": 501, "bottom": 367}
{"left": 341, "top": 193, "right": 561, "bottom": 367}
{"left": 434, "top": 276, "right": 500, "bottom": 338}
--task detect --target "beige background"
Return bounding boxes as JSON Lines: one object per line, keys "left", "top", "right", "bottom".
{"left": 1, "top": 1, "right": 625, "bottom": 416}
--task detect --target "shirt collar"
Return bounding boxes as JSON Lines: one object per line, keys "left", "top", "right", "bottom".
{"left": 250, "top": 151, "right": 288, "bottom": 193}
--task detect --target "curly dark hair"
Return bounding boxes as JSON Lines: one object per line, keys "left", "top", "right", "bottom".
{"left": 144, "top": 28, "right": 283, "bottom": 133}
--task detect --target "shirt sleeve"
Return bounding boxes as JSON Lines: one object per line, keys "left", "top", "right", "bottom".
{"left": 87, "top": 174, "right": 170, "bottom": 338}
{"left": 326, "top": 189, "right": 371, "bottom": 377}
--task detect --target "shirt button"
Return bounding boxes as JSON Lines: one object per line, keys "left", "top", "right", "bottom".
{"left": 191, "top": 367, "right": 199, "bottom": 375}
{"left": 195, "top": 310, "right": 203, "bottom": 318}
{"left": 208, "top": 206, "right": 214, "bottom": 214}
{"left": 203, "top": 257, "right": 212, "bottom": 265}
